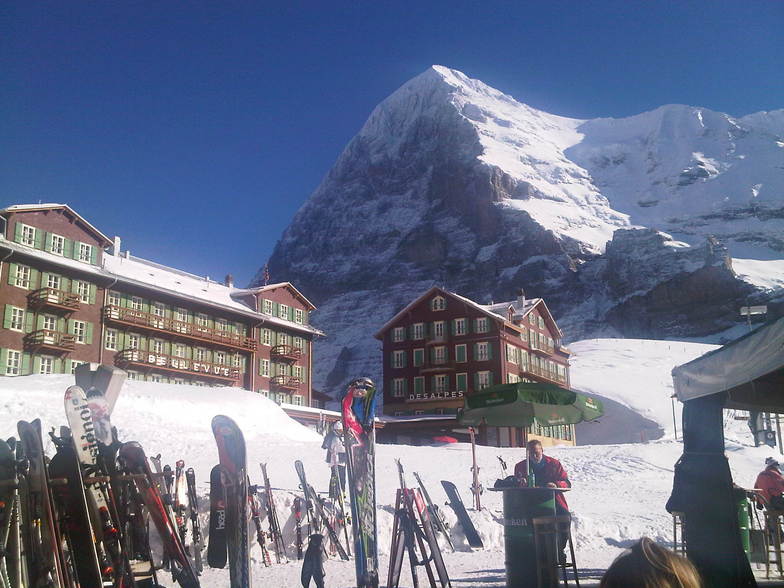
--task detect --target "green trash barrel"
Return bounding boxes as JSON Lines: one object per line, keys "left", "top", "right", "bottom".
{"left": 491, "top": 487, "right": 560, "bottom": 588}
{"left": 737, "top": 493, "right": 750, "bottom": 555}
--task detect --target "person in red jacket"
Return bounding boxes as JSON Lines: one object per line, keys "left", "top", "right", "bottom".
{"left": 755, "top": 457, "right": 784, "bottom": 510}
{"left": 514, "top": 439, "right": 572, "bottom": 560}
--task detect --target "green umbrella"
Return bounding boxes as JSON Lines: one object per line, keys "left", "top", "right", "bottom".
{"left": 458, "top": 382, "right": 603, "bottom": 427}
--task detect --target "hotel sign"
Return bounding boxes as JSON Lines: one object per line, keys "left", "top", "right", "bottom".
{"left": 408, "top": 390, "right": 464, "bottom": 402}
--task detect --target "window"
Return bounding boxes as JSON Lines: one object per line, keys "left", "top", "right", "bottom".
{"left": 433, "top": 346, "right": 446, "bottom": 365}
{"left": 130, "top": 297, "right": 143, "bottom": 311}
{"left": 232, "top": 354, "right": 242, "bottom": 368}
{"left": 293, "top": 337, "right": 304, "bottom": 350}
{"left": 175, "top": 308, "right": 189, "bottom": 322}
{"left": 278, "top": 333, "right": 290, "bottom": 347}
{"left": 173, "top": 344, "right": 186, "bottom": 358}
{"left": 216, "top": 318, "right": 228, "bottom": 332}
{"left": 46, "top": 274, "right": 61, "bottom": 290}
{"left": 279, "top": 304, "right": 289, "bottom": 320}
{"left": 193, "top": 380, "right": 206, "bottom": 387}
{"left": 456, "top": 372, "right": 468, "bottom": 392}
{"left": 507, "top": 373, "right": 520, "bottom": 384}
{"left": 475, "top": 342, "right": 490, "bottom": 361}
{"left": 475, "top": 317, "right": 489, "bottom": 333}
{"left": 108, "top": 291, "right": 121, "bottom": 307}
{"left": 455, "top": 344, "right": 467, "bottom": 363}
{"left": 506, "top": 344, "right": 516, "bottom": 363}
{"left": 431, "top": 296, "right": 446, "bottom": 311}
{"left": 293, "top": 365, "right": 303, "bottom": 380}
{"left": 414, "top": 410, "right": 425, "bottom": 416}
{"left": 152, "top": 302, "right": 165, "bottom": 317}
{"left": 215, "top": 351, "right": 226, "bottom": 365}
{"left": 50, "top": 234, "right": 65, "bottom": 255}
{"left": 78, "top": 243, "right": 93, "bottom": 263}
{"left": 105, "top": 329, "right": 118, "bottom": 350}
{"left": 412, "top": 323, "right": 424, "bottom": 340}
{"left": 392, "top": 378, "right": 406, "bottom": 398}
{"left": 413, "top": 377, "right": 424, "bottom": 395}
{"left": 529, "top": 313, "right": 536, "bottom": 326}
{"left": 477, "top": 371, "right": 491, "bottom": 390}
{"left": 539, "top": 316, "right": 545, "bottom": 329}
{"left": 39, "top": 356, "right": 54, "bottom": 375}
{"left": 434, "top": 374, "right": 449, "bottom": 393}
{"left": 14, "top": 265, "right": 31, "bottom": 289}
{"left": 70, "top": 360, "right": 87, "bottom": 374}
{"left": 75, "top": 281, "right": 90, "bottom": 304}
{"left": 5, "top": 350, "right": 21, "bottom": 376}
{"left": 149, "top": 374, "right": 162, "bottom": 383}
{"left": 413, "top": 348, "right": 424, "bottom": 367}
{"left": 9, "top": 307, "right": 24, "bottom": 331}
{"left": 262, "top": 329, "right": 272, "bottom": 346}
{"left": 292, "top": 394, "right": 303, "bottom": 406}
{"left": 195, "top": 348, "right": 207, "bottom": 361}
{"left": 263, "top": 299, "right": 273, "bottom": 314}
{"left": 454, "top": 318, "right": 466, "bottom": 336}
{"left": 43, "top": 315, "right": 57, "bottom": 332}
{"left": 173, "top": 378, "right": 185, "bottom": 385}
{"left": 127, "top": 371, "right": 140, "bottom": 381}
{"left": 20, "top": 224, "right": 36, "bottom": 247}
{"left": 392, "top": 350, "right": 406, "bottom": 369}
{"left": 432, "top": 321, "right": 445, "bottom": 339}
{"left": 195, "top": 313, "right": 209, "bottom": 328}
{"left": 72, "top": 320, "right": 86, "bottom": 344}
{"left": 151, "top": 339, "right": 164, "bottom": 354}
{"left": 295, "top": 309, "right": 303, "bottom": 324}
{"left": 392, "top": 327, "right": 405, "bottom": 342}
{"left": 260, "top": 358, "right": 270, "bottom": 376}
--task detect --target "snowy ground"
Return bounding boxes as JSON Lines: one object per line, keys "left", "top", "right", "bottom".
{"left": 0, "top": 338, "right": 775, "bottom": 587}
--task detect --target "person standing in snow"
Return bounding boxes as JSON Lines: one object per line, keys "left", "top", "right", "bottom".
{"left": 755, "top": 457, "right": 784, "bottom": 509}
{"left": 514, "top": 439, "right": 571, "bottom": 557}
{"left": 322, "top": 420, "right": 347, "bottom": 489}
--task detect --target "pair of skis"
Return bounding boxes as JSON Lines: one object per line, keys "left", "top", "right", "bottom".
{"left": 295, "top": 460, "right": 349, "bottom": 561}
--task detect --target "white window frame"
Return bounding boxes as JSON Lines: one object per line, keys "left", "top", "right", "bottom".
{"left": 477, "top": 371, "right": 491, "bottom": 390}
{"left": 70, "top": 360, "right": 87, "bottom": 374}
{"left": 434, "top": 374, "right": 449, "bottom": 393}
{"left": 175, "top": 308, "right": 189, "bottom": 322}
{"left": 433, "top": 321, "right": 445, "bottom": 339}
{"left": 454, "top": 318, "right": 466, "bottom": 336}
{"left": 9, "top": 307, "right": 24, "bottom": 331}
{"left": 476, "top": 317, "right": 489, "bottom": 333}
{"left": 392, "top": 378, "right": 405, "bottom": 398}
{"left": 49, "top": 234, "right": 65, "bottom": 255}
{"left": 20, "top": 224, "right": 36, "bottom": 247}
{"left": 507, "top": 373, "right": 520, "bottom": 384}
{"left": 392, "top": 327, "right": 405, "bottom": 343}
{"left": 293, "top": 336, "right": 304, "bottom": 350}
{"left": 5, "top": 350, "right": 21, "bottom": 376}
{"left": 215, "top": 351, "right": 226, "bottom": 365}
{"left": 292, "top": 394, "right": 303, "bottom": 406}
{"left": 173, "top": 344, "right": 186, "bottom": 358}
{"left": 293, "top": 365, "right": 303, "bottom": 380}
{"left": 14, "top": 265, "right": 31, "bottom": 289}
{"left": 392, "top": 350, "right": 405, "bottom": 369}
{"left": 76, "top": 281, "right": 90, "bottom": 303}
{"left": 432, "top": 296, "right": 446, "bottom": 311}
{"left": 476, "top": 342, "right": 489, "bottom": 361}
{"left": 261, "top": 358, "right": 270, "bottom": 377}
{"left": 295, "top": 308, "right": 303, "bottom": 324}
{"left": 455, "top": 343, "right": 467, "bottom": 363}
{"left": 279, "top": 304, "right": 289, "bottom": 320}
{"left": 262, "top": 329, "right": 271, "bottom": 346}
{"left": 151, "top": 339, "right": 164, "bottom": 354}
{"left": 433, "top": 346, "right": 446, "bottom": 365}
{"left": 263, "top": 299, "right": 273, "bottom": 314}
{"left": 128, "top": 333, "right": 141, "bottom": 350}
{"left": 108, "top": 291, "right": 121, "bottom": 307}
{"left": 104, "top": 329, "right": 118, "bottom": 350}
{"left": 72, "top": 320, "right": 86, "bottom": 344}
{"left": 46, "top": 274, "right": 60, "bottom": 290}
{"left": 43, "top": 315, "right": 57, "bottom": 332}
{"left": 130, "top": 296, "right": 144, "bottom": 311}
{"left": 412, "top": 323, "right": 424, "bottom": 340}
{"left": 39, "top": 356, "right": 54, "bottom": 375}
{"left": 78, "top": 242, "right": 93, "bottom": 263}
{"left": 195, "top": 313, "right": 209, "bottom": 328}
{"left": 195, "top": 348, "right": 207, "bottom": 362}
{"left": 216, "top": 318, "right": 229, "bottom": 332}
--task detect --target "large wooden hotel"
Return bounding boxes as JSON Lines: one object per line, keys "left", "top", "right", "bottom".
{"left": 0, "top": 203, "right": 323, "bottom": 407}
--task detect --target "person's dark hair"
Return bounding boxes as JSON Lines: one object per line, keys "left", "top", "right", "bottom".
{"left": 526, "top": 439, "right": 542, "bottom": 449}
{"left": 600, "top": 537, "right": 702, "bottom": 588}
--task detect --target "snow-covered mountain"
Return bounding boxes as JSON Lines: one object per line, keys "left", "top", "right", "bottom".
{"left": 255, "top": 66, "right": 784, "bottom": 398}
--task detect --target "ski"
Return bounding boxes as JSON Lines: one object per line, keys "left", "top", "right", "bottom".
{"left": 293, "top": 497, "right": 304, "bottom": 560}
{"left": 329, "top": 464, "right": 352, "bottom": 558}
{"left": 185, "top": 468, "right": 204, "bottom": 573}
{"left": 0, "top": 438, "right": 25, "bottom": 588}
{"left": 342, "top": 377, "right": 379, "bottom": 588}
{"left": 174, "top": 461, "right": 189, "bottom": 555}
{"left": 468, "top": 428, "right": 482, "bottom": 511}
{"left": 211, "top": 415, "right": 250, "bottom": 588}
{"left": 118, "top": 442, "right": 200, "bottom": 588}
{"left": 260, "top": 463, "right": 287, "bottom": 563}
{"left": 413, "top": 471, "right": 454, "bottom": 552}
{"left": 440, "top": 481, "right": 483, "bottom": 548}
{"left": 248, "top": 489, "right": 271, "bottom": 567}
{"left": 294, "top": 460, "right": 348, "bottom": 561}
{"left": 206, "top": 464, "right": 227, "bottom": 569}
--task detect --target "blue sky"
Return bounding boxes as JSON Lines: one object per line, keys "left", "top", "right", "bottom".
{"left": 3, "top": 1, "right": 782, "bottom": 286}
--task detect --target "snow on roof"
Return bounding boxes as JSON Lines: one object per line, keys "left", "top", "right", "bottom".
{"left": 233, "top": 281, "right": 317, "bottom": 310}
{"left": 1, "top": 203, "right": 113, "bottom": 245}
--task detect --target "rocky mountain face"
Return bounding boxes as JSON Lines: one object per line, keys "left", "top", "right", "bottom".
{"left": 254, "top": 66, "right": 784, "bottom": 398}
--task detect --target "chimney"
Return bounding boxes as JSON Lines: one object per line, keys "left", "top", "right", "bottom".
{"left": 112, "top": 236, "right": 121, "bottom": 256}
{"left": 517, "top": 288, "right": 526, "bottom": 308}
{"left": 224, "top": 274, "right": 234, "bottom": 288}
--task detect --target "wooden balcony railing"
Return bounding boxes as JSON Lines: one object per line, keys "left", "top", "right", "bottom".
{"left": 24, "top": 330, "right": 76, "bottom": 352}
{"left": 114, "top": 349, "right": 240, "bottom": 382}
{"left": 27, "top": 288, "right": 80, "bottom": 312}
{"left": 521, "top": 363, "right": 567, "bottom": 385}
{"left": 530, "top": 341, "right": 555, "bottom": 355}
{"left": 104, "top": 305, "right": 257, "bottom": 351}
{"left": 270, "top": 345, "right": 302, "bottom": 363}
{"left": 271, "top": 375, "right": 301, "bottom": 390}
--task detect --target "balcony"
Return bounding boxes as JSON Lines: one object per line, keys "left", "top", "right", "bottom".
{"left": 270, "top": 375, "right": 301, "bottom": 390}
{"left": 270, "top": 345, "right": 302, "bottom": 363}
{"left": 418, "top": 359, "right": 455, "bottom": 373}
{"left": 27, "top": 288, "right": 80, "bottom": 312}
{"left": 114, "top": 349, "right": 240, "bottom": 383}
{"left": 521, "top": 363, "right": 567, "bottom": 385}
{"left": 529, "top": 341, "right": 555, "bottom": 356}
{"left": 24, "top": 330, "right": 76, "bottom": 353}
{"left": 104, "top": 305, "right": 257, "bottom": 351}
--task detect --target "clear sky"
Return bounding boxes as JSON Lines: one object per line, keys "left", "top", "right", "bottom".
{"left": 3, "top": 1, "right": 782, "bottom": 286}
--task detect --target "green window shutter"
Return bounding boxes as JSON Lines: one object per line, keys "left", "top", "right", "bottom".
{"left": 7, "top": 263, "right": 17, "bottom": 285}
{"left": 289, "top": 306, "right": 294, "bottom": 321}
{"left": 402, "top": 352, "right": 407, "bottom": 368}
{"left": 72, "top": 241, "right": 82, "bottom": 260}
{"left": 36, "top": 315, "right": 44, "bottom": 330}
{"left": 473, "top": 373, "right": 479, "bottom": 390}
{"left": 41, "top": 272, "right": 51, "bottom": 289}
{"left": 487, "top": 343, "right": 494, "bottom": 360}
{"left": 301, "top": 366, "right": 307, "bottom": 383}
{"left": 473, "top": 343, "right": 478, "bottom": 360}
{"left": 488, "top": 372, "right": 494, "bottom": 386}
{"left": 21, "top": 353, "right": 31, "bottom": 375}
{"left": 88, "top": 284, "right": 97, "bottom": 305}
{"left": 57, "top": 317, "right": 66, "bottom": 333}
{"left": 90, "top": 246, "right": 98, "bottom": 265}
{"left": 33, "top": 229, "right": 43, "bottom": 249}
{"left": 121, "top": 293, "right": 130, "bottom": 308}
{"left": 402, "top": 378, "right": 406, "bottom": 394}
{"left": 67, "top": 319, "right": 75, "bottom": 335}
{"left": 163, "top": 341, "right": 171, "bottom": 355}
{"left": 431, "top": 375, "right": 436, "bottom": 392}
{"left": 55, "top": 358, "right": 65, "bottom": 374}
{"left": 414, "top": 378, "right": 423, "bottom": 395}
{"left": 456, "top": 373, "right": 467, "bottom": 392}
{"left": 3, "top": 305, "right": 12, "bottom": 329}
{"left": 24, "top": 312, "right": 34, "bottom": 333}
{"left": 456, "top": 345, "right": 466, "bottom": 363}
{"left": 85, "top": 323, "right": 93, "bottom": 345}
{"left": 63, "top": 239, "right": 74, "bottom": 259}
{"left": 142, "top": 300, "right": 150, "bottom": 313}
{"left": 33, "top": 356, "right": 41, "bottom": 374}
{"left": 449, "top": 320, "right": 455, "bottom": 335}
{"left": 13, "top": 223, "right": 23, "bottom": 243}
{"left": 45, "top": 232, "right": 53, "bottom": 251}
{"left": 61, "top": 277, "right": 70, "bottom": 292}
{"left": 273, "top": 302, "right": 279, "bottom": 316}
{"left": 444, "top": 347, "right": 449, "bottom": 361}
{"left": 0, "top": 349, "right": 7, "bottom": 370}
{"left": 29, "top": 268, "right": 39, "bottom": 289}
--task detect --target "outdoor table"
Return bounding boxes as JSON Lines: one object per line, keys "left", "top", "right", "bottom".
{"left": 489, "top": 486, "right": 570, "bottom": 588}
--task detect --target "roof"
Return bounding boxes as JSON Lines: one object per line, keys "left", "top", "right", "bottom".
{"left": 1, "top": 203, "right": 113, "bottom": 246}
{"left": 0, "top": 236, "right": 324, "bottom": 337}
{"left": 374, "top": 285, "right": 562, "bottom": 339}
{"left": 233, "top": 282, "right": 316, "bottom": 310}
{"left": 672, "top": 316, "right": 784, "bottom": 407}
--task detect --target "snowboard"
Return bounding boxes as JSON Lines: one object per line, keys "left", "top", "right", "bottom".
{"left": 207, "top": 464, "right": 228, "bottom": 569}
{"left": 440, "top": 481, "right": 483, "bottom": 548}
{"left": 211, "top": 415, "right": 250, "bottom": 588}
{"left": 342, "top": 377, "right": 379, "bottom": 587}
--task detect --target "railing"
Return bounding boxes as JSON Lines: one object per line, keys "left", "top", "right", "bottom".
{"left": 114, "top": 349, "right": 240, "bottom": 381}
{"left": 529, "top": 341, "right": 554, "bottom": 355}
{"left": 24, "top": 330, "right": 76, "bottom": 351}
{"left": 104, "top": 305, "right": 257, "bottom": 351}
{"left": 418, "top": 358, "right": 455, "bottom": 372}
{"left": 28, "top": 288, "right": 80, "bottom": 311}
{"left": 521, "top": 363, "right": 567, "bottom": 385}
{"left": 270, "top": 345, "right": 302, "bottom": 362}
{"left": 270, "top": 375, "right": 302, "bottom": 390}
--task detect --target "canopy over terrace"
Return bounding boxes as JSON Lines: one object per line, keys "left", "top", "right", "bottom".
{"left": 669, "top": 316, "right": 784, "bottom": 588}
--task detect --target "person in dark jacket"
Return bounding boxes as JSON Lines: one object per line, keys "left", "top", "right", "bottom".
{"left": 514, "top": 439, "right": 572, "bottom": 558}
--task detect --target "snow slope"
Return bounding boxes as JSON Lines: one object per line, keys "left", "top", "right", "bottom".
{"left": 0, "top": 338, "right": 774, "bottom": 586}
